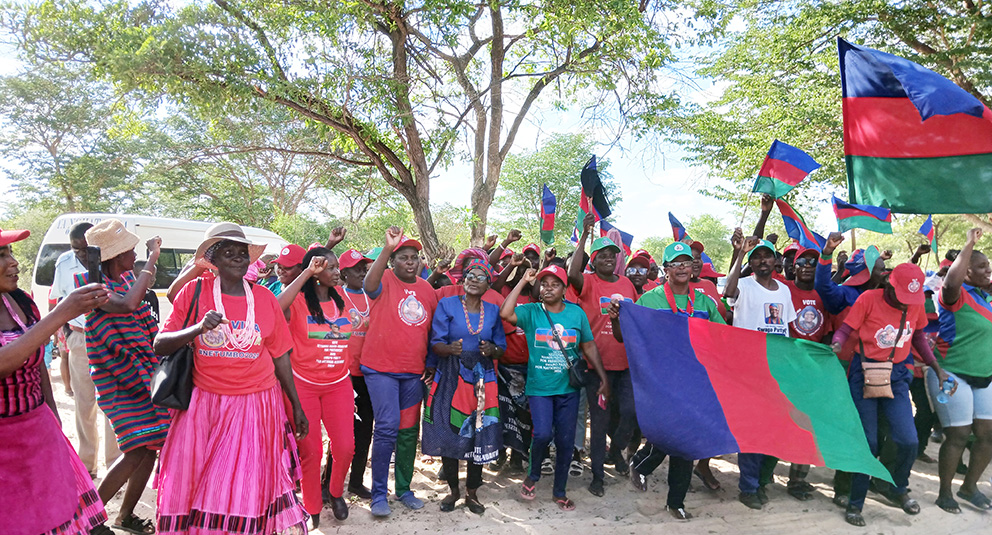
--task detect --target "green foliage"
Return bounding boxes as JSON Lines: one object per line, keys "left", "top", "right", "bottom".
{"left": 637, "top": 235, "right": 671, "bottom": 266}
{"left": 0, "top": 205, "right": 60, "bottom": 291}
{"left": 685, "top": 213, "right": 732, "bottom": 270}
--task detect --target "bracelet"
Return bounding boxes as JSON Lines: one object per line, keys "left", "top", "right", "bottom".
{"left": 141, "top": 269, "right": 156, "bottom": 277}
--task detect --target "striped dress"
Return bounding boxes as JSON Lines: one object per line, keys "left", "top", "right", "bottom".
{"left": 76, "top": 271, "right": 170, "bottom": 451}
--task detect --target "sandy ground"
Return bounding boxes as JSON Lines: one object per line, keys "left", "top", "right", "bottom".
{"left": 48, "top": 362, "right": 992, "bottom": 535}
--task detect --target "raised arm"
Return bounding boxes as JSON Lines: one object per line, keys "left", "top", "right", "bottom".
{"left": 364, "top": 226, "right": 403, "bottom": 295}
{"left": 166, "top": 260, "right": 206, "bottom": 303}
{"left": 487, "top": 229, "right": 522, "bottom": 268}
{"left": 752, "top": 194, "right": 774, "bottom": 242}
{"left": 724, "top": 229, "right": 753, "bottom": 300}
{"left": 568, "top": 213, "right": 595, "bottom": 294}
{"left": 943, "top": 228, "right": 982, "bottom": 306}
{"left": 277, "top": 256, "right": 326, "bottom": 316}
{"left": 100, "top": 237, "right": 162, "bottom": 314}
{"left": 499, "top": 269, "right": 536, "bottom": 326}
{"left": 324, "top": 227, "right": 346, "bottom": 251}
{"left": 491, "top": 253, "right": 525, "bottom": 293}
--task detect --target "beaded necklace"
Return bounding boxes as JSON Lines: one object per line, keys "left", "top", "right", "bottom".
{"left": 211, "top": 278, "right": 257, "bottom": 351}
{"left": 460, "top": 296, "right": 484, "bottom": 335}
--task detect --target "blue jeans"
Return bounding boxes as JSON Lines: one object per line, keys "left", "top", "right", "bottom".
{"left": 586, "top": 369, "right": 637, "bottom": 480}
{"left": 738, "top": 453, "right": 766, "bottom": 494}
{"left": 362, "top": 366, "right": 424, "bottom": 504}
{"left": 848, "top": 358, "right": 917, "bottom": 510}
{"left": 528, "top": 391, "right": 580, "bottom": 498}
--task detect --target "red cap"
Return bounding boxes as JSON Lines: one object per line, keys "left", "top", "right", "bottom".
{"left": 274, "top": 244, "right": 306, "bottom": 267}
{"left": 689, "top": 241, "right": 705, "bottom": 253}
{"left": 890, "top": 263, "right": 926, "bottom": 306}
{"left": 939, "top": 258, "right": 953, "bottom": 269}
{"left": 794, "top": 246, "right": 819, "bottom": 260}
{"left": 522, "top": 243, "right": 541, "bottom": 256}
{"left": 394, "top": 235, "right": 422, "bottom": 252}
{"left": 0, "top": 228, "right": 30, "bottom": 247}
{"left": 339, "top": 248, "right": 372, "bottom": 270}
{"left": 699, "top": 263, "right": 725, "bottom": 279}
{"left": 500, "top": 248, "right": 515, "bottom": 259}
{"left": 783, "top": 242, "right": 801, "bottom": 256}
{"left": 536, "top": 265, "right": 567, "bottom": 285}
{"left": 307, "top": 242, "right": 323, "bottom": 251}
{"left": 626, "top": 255, "right": 650, "bottom": 269}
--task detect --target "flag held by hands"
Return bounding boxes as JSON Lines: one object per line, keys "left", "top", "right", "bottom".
{"left": 752, "top": 140, "right": 821, "bottom": 198}
{"left": 831, "top": 196, "right": 893, "bottom": 234}
{"left": 540, "top": 184, "right": 557, "bottom": 245}
{"left": 918, "top": 215, "right": 937, "bottom": 256}
{"left": 572, "top": 156, "right": 612, "bottom": 243}
{"left": 776, "top": 199, "right": 826, "bottom": 251}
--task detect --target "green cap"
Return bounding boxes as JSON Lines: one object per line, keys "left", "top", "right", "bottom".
{"left": 663, "top": 241, "right": 694, "bottom": 263}
{"left": 590, "top": 237, "right": 621, "bottom": 254}
{"left": 366, "top": 246, "right": 383, "bottom": 261}
{"left": 746, "top": 239, "right": 776, "bottom": 261}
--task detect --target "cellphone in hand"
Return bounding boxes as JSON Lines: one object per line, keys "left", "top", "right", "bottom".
{"left": 85, "top": 246, "right": 102, "bottom": 284}
{"left": 598, "top": 394, "right": 607, "bottom": 410}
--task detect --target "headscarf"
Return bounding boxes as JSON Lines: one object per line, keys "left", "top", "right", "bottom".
{"left": 605, "top": 227, "right": 627, "bottom": 277}
{"left": 462, "top": 258, "right": 496, "bottom": 283}
{"left": 449, "top": 248, "right": 490, "bottom": 283}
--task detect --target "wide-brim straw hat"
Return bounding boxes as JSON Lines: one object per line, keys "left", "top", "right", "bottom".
{"left": 85, "top": 219, "right": 140, "bottom": 262}
{"left": 194, "top": 222, "right": 267, "bottom": 269}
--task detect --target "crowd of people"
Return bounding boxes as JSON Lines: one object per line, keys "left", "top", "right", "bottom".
{"left": 2, "top": 192, "right": 991, "bottom": 534}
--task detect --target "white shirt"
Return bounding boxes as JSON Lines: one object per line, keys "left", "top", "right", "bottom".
{"left": 52, "top": 250, "right": 87, "bottom": 328}
{"left": 729, "top": 276, "right": 797, "bottom": 337}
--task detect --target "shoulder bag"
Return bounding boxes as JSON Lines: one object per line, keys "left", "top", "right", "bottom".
{"left": 541, "top": 304, "right": 588, "bottom": 389}
{"left": 860, "top": 309, "right": 907, "bottom": 399}
{"left": 151, "top": 280, "right": 202, "bottom": 410}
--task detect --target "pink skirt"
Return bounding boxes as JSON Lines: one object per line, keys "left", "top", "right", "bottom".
{"left": 155, "top": 385, "right": 308, "bottom": 535}
{"left": 0, "top": 405, "right": 107, "bottom": 535}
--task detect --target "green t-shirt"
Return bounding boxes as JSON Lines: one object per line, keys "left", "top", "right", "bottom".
{"left": 515, "top": 302, "right": 595, "bottom": 396}
{"left": 636, "top": 285, "right": 726, "bottom": 324}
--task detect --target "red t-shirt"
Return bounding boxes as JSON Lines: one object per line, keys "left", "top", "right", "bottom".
{"left": 643, "top": 279, "right": 661, "bottom": 292}
{"left": 501, "top": 293, "right": 534, "bottom": 365}
{"left": 341, "top": 287, "right": 372, "bottom": 377}
{"left": 690, "top": 279, "right": 728, "bottom": 318}
{"left": 842, "top": 289, "right": 927, "bottom": 364}
{"left": 362, "top": 270, "right": 438, "bottom": 374}
{"left": 785, "top": 281, "right": 831, "bottom": 342}
{"left": 288, "top": 294, "right": 351, "bottom": 385}
{"left": 576, "top": 273, "right": 636, "bottom": 370}
{"left": 164, "top": 278, "right": 292, "bottom": 395}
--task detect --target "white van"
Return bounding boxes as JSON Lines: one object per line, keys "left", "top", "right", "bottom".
{"left": 32, "top": 214, "right": 288, "bottom": 322}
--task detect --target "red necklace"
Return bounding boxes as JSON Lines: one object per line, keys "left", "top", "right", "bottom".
{"left": 461, "top": 296, "right": 485, "bottom": 335}
{"left": 664, "top": 282, "right": 694, "bottom": 316}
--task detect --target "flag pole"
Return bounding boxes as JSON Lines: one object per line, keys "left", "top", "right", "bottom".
{"left": 850, "top": 229, "right": 857, "bottom": 250}
{"left": 739, "top": 191, "right": 755, "bottom": 229}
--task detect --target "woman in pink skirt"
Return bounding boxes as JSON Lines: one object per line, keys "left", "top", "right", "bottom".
{"left": 0, "top": 227, "right": 113, "bottom": 535}
{"left": 153, "top": 223, "right": 310, "bottom": 534}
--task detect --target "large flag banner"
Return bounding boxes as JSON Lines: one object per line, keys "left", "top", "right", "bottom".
{"left": 839, "top": 38, "right": 992, "bottom": 213}
{"left": 752, "top": 140, "right": 821, "bottom": 198}
{"left": 599, "top": 220, "right": 633, "bottom": 256}
{"left": 776, "top": 199, "right": 826, "bottom": 251}
{"left": 831, "top": 195, "right": 893, "bottom": 234}
{"left": 539, "top": 184, "right": 556, "bottom": 245}
{"left": 919, "top": 215, "right": 937, "bottom": 256}
{"left": 572, "top": 156, "right": 612, "bottom": 243}
{"left": 669, "top": 212, "right": 691, "bottom": 242}
{"left": 619, "top": 304, "right": 893, "bottom": 482}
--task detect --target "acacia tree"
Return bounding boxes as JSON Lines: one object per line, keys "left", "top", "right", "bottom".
{"left": 13, "top": 0, "right": 685, "bottom": 256}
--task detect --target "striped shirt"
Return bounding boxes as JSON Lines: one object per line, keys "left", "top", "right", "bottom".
{"left": 0, "top": 293, "right": 43, "bottom": 417}
{"left": 937, "top": 283, "right": 992, "bottom": 377}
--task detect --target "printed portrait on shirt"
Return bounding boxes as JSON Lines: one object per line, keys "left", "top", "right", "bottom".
{"left": 397, "top": 293, "right": 427, "bottom": 326}
{"left": 764, "top": 303, "right": 785, "bottom": 325}
{"left": 793, "top": 305, "right": 823, "bottom": 336}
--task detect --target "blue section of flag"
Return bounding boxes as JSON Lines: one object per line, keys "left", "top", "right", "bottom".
{"left": 776, "top": 199, "right": 826, "bottom": 251}
{"left": 669, "top": 212, "right": 690, "bottom": 242}
{"left": 831, "top": 195, "right": 893, "bottom": 221}
{"left": 541, "top": 184, "right": 557, "bottom": 219}
{"left": 838, "top": 38, "right": 984, "bottom": 119}
{"left": 767, "top": 140, "right": 821, "bottom": 174}
{"left": 919, "top": 215, "right": 937, "bottom": 254}
{"left": 619, "top": 305, "right": 739, "bottom": 459}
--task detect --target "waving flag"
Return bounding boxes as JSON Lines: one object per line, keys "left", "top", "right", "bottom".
{"left": 669, "top": 213, "right": 691, "bottom": 242}
{"left": 840, "top": 38, "right": 992, "bottom": 213}
{"left": 919, "top": 215, "right": 937, "bottom": 256}
{"left": 776, "top": 199, "right": 826, "bottom": 251}
{"left": 539, "top": 184, "right": 557, "bottom": 245}
{"left": 619, "top": 303, "right": 893, "bottom": 482}
{"left": 599, "top": 220, "right": 633, "bottom": 256}
{"left": 752, "top": 140, "right": 821, "bottom": 198}
{"left": 572, "top": 156, "right": 612, "bottom": 243}
{"left": 831, "top": 195, "right": 893, "bottom": 234}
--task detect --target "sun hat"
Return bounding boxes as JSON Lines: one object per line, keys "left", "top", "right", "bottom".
{"left": 194, "top": 222, "right": 267, "bottom": 268}
{"left": 0, "top": 228, "right": 30, "bottom": 248}
{"left": 339, "top": 249, "right": 373, "bottom": 270}
{"left": 842, "top": 246, "right": 881, "bottom": 287}
{"left": 663, "top": 242, "right": 693, "bottom": 264}
{"left": 274, "top": 244, "right": 306, "bottom": 267}
{"left": 85, "top": 219, "right": 140, "bottom": 262}
{"left": 889, "top": 263, "right": 926, "bottom": 305}
{"left": 745, "top": 239, "right": 776, "bottom": 262}
{"left": 536, "top": 265, "right": 568, "bottom": 285}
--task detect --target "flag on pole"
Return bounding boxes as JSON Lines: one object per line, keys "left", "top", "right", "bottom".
{"left": 752, "top": 140, "right": 821, "bottom": 198}
{"left": 776, "top": 199, "right": 826, "bottom": 251}
{"left": 618, "top": 304, "right": 894, "bottom": 482}
{"left": 669, "top": 213, "right": 691, "bottom": 242}
{"left": 539, "top": 184, "right": 557, "bottom": 245}
{"left": 839, "top": 38, "right": 992, "bottom": 214}
{"left": 918, "top": 215, "right": 937, "bottom": 256}
{"left": 572, "top": 156, "right": 612, "bottom": 243}
{"left": 831, "top": 195, "right": 893, "bottom": 234}
{"left": 599, "top": 220, "right": 633, "bottom": 256}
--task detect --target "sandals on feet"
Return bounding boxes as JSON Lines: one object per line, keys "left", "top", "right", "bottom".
{"left": 569, "top": 459, "right": 583, "bottom": 477}
{"left": 787, "top": 481, "right": 814, "bottom": 501}
{"left": 881, "top": 489, "right": 920, "bottom": 515}
{"left": 465, "top": 495, "right": 486, "bottom": 515}
{"left": 693, "top": 467, "right": 721, "bottom": 491}
{"left": 555, "top": 497, "right": 576, "bottom": 511}
{"left": 844, "top": 507, "right": 865, "bottom": 527}
{"left": 936, "top": 495, "right": 962, "bottom": 514}
{"left": 956, "top": 489, "right": 992, "bottom": 510}
{"left": 520, "top": 480, "right": 536, "bottom": 501}
{"left": 440, "top": 493, "right": 459, "bottom": 512}
{"left": 90, "top": 524, "right": 115, "bottom": 535}
{"left": 114, "top": 514, "right": 155, "bottom": 535}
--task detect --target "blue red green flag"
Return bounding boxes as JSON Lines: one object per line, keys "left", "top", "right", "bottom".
{"left": 669, "top": 212, "right": 691, "bottom": 242}
{"left": 752, "top": 140, "right": 821, "bottom": 198}
{"left": 831, "top": 195, "right": 893, "bottom": 234}
{"left": 918, "top": 215, "right": 937, "bottom": 256}
{"left": 539, "top": 184, "right": 556, "bottom": 245}
{"left": 599, "top": 220, "right": 633, "bottom": 256}
{"left": 618, "top": 303, "right": 893, "bottom": 482}
{"left": 572, "top": 156, "right": 612, "bottom": 243}
{"left": 776, "top": 199, "right": 826, "bottom": 251}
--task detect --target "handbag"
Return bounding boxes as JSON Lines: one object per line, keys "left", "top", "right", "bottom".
{"left": 541, "top": 305, "right": 588, "bottom": 389}
{"left": 151, "top": 280, "right": 202, "bottom": 410}
{"left": 860, "top": 309, "right": 907, "bottom": 400}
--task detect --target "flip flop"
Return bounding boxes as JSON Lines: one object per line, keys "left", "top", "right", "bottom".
{"left": 520, "top": 480, "right": 536, "bottom": 501}
{"left": 957, "top": 489, "right": 992, "bottom": 510}
{"left": 555, "top": 497, "right": 576, "bottom": 511}
{"left": 113, "top": 514, "right": 155, "bottom": 535}
{"left": 693, "top": 468, "right": 721, "bottom": 491}
{"left": 844, "top": 507, "right": 865, "bottom": 527}
{"left": 936, "top": 495, "right": 962, "bottom": 514}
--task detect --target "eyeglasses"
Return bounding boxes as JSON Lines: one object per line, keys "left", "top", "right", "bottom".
{"left": 794, "top": 258, "right": 817, "bottom": 267}
{"left": 626, "top": 267, "right": 648, "bottom": 275}
{"left": 463, "top": 273, "right": 489, "bottom": 283}
{"left": 666, "top": 261, "right": 693, "bottom": 269}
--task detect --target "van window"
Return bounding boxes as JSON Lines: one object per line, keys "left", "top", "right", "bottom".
{"left": 135, "top": 248, "right": 197, "bottom": 289}
{"left": 35, "top": 244, "right": 71, "bottom": 287}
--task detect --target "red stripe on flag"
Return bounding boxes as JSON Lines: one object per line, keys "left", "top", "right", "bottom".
{"left": 757, "top": 157, "right": 810, "bottom": 186}
{"left": 834, "top": 206, "right": 892, "bottom": 222}
{"left": 688, "top": 320, "right": 823, "bottom": 465}
{"left": 843, "top": 97, "right": 992, "bottom": 158}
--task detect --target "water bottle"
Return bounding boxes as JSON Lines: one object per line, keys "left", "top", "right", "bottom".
{"left": 936, "top": 377, "right": 955, "bottom": 404}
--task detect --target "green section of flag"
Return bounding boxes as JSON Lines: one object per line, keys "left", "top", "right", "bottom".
{"left": 541, "top": 229, "right": 554, "bottom": 245}
{"left": 765, "top": 336, "right": 894, "bottom": 483}
{"left": 847, "top": 154, "right": 992, "bottom": 214}
{"left": 572, "top": 206, "right": 588, "bottom": 243}
{"left": 752, "top": 175, "right": 795, "bottom": 198}
{"left": 837, "top": 215, "right": 893, "bottom": 234}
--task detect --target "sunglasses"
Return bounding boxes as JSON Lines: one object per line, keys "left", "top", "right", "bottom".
{"left": 626, "top": 267, "right": 648, "bottom": 275}
{"left": 463, "top": 273, "right": 489, "bottom": 283}
{"left": 667, "top": 260, "right": 693, "bottom": 269}
{"left": 794, "top": 258, "right": 817, "bottom": 267}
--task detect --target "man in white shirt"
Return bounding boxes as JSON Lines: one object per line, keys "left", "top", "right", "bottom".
{"left": 52, "top": 221, "right": 121, "bottom": 477}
